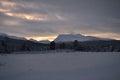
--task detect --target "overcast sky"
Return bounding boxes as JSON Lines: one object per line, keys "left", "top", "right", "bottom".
{"left": 0, "top": 0, "right": 120, "bottom": 40}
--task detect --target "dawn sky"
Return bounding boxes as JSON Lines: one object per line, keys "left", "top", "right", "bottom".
{"left": 0, "top": 0, "right": 120, "bottom": 41}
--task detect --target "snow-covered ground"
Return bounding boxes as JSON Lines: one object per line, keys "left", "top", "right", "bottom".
{"left": 0, "top": 52, "right": 120, "bottom": 80}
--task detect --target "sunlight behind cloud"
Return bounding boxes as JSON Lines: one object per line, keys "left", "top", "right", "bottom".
{"left": 0, "top": 0, "right": 48, "bottom": 21}
{"left": 0, "top": 0, "right": 16, "bottom": 7}
{"left": 4, "top": 12, "right": 48, "bottom": 21}
{"left": 0, "top": 8, "right": 10, "bottom": 12}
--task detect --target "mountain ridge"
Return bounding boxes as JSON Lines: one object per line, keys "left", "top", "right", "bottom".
{"left": 0, "top": 33, "right": 113, "bottom": 42}
{"left": 0, "top": 33, "right": 50, "bottom": 43}
{"left": 54, "top": 34, "right": 113, "bottom": 42}
{"left": 0, "top": 33, "right": 26, "bottom": 40}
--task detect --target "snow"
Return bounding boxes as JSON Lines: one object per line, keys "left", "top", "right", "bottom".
{"left": 0, "top": 52, "right": 120, "bottom": 80}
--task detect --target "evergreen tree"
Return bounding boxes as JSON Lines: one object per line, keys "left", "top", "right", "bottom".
{"left": 59, "top": 42, "right": 66, "bottom": 49}
{"left": 73, "top": 40, "right": 79, "bottom": 50}
{"left": 50, "top": 41, "right": 56, "bottom": 50}
{"left": 2, "top": 41, "right": 8, "bottom": 53}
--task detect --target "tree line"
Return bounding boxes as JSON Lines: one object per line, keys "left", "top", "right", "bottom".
{"left": 50, "top": 40, "right": 120, "bottom": 52}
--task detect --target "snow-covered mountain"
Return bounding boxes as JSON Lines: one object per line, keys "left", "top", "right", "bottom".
{"left": 0, "top": 33, "right": 26, "bottom": 40}
{"left": 29, "top": 39, "right": 50, "bottom": 44}
{"left": 29, "top": 39, "right": 39, "bottom": 43}
{"left": 39, "top": 40, "right": 50, "bottom": 44}
{"left": 54, "top": 34, "right": 112, "bottom": 42}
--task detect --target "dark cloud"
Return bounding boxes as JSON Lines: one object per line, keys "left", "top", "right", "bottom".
{"left": 0, "top": 0, "right": 120, "bottom": 40}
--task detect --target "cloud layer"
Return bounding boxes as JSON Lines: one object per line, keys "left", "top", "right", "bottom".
{"left": 0, "top": 0, "right": 120, "bottom": 40}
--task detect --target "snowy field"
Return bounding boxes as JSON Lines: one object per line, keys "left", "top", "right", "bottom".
{"left": 0, "top": 51, "right": 120, "bottom": 80}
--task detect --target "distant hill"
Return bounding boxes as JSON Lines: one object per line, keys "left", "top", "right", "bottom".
{"left": 0, "top": 33, "right": 49, "bottom": 53}
{"left": 0, "top": 33, "right": 26, "bottom": 40}
{"left": 38, "top": 40, "right": 50, "bottom": 44}
{"left": 29, "top": 39, "right": 50, "bottom": 44}
{"left": 54, "top": 34, "right": 113, "bottom": 42}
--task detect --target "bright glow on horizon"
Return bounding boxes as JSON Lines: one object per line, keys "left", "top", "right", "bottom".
{"left": 26, "top": 36, "right": 57, "bottom": 41}
{"left": 25, "top": 33, "right": 120, "bottom": 41}
{"left": 84, "top": 33, "right": 120, "bottom": 40}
